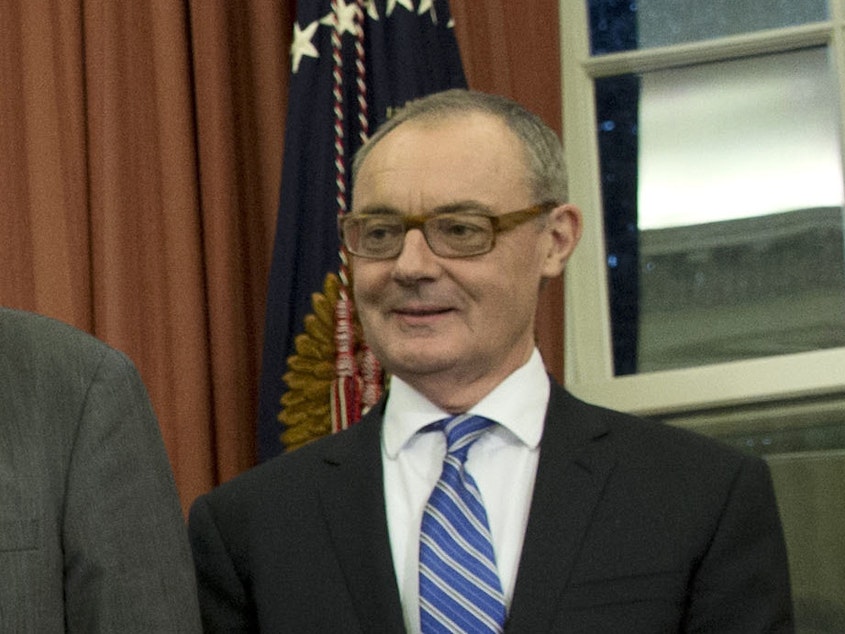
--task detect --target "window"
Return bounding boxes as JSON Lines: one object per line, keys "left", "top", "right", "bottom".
{"left": 560, "top": 0, "right": 845, "bottom": 414}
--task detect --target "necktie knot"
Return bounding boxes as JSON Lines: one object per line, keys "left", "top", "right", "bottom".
{"left": 436, "top": 414, "right": 496, "bottom": 463}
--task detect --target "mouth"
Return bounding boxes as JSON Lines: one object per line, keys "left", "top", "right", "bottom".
{"left": 395, "top": 305, "right": 451, "bottom": 315}
{"left": 391, "top": 304, "right": 455, "bottom": 323}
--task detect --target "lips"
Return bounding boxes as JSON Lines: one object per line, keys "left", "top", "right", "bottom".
{"left": 394, "top": 305, "right": 452, "bottom": 316}
{"left": 391, "top": 304, "right": 455, "bottom": 324}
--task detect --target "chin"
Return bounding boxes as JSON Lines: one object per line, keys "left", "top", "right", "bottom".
{"left": 383, "top": 347, "right": 458, "bottom": 378}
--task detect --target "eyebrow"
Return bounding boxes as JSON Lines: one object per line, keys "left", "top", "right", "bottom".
{"left": 352, "top": 201, "right": 496, "bottom": 216}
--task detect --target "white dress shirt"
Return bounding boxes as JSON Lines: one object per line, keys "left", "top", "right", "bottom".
{"left": 381, "top": 349, "right": 550, "bottom": 633}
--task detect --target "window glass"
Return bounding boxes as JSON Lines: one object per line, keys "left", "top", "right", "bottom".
{"left": 589, "top": 0, "right": 828, "bottom": 55}
{"left": 595, "top": 47, "right": 845, "bottom": 375}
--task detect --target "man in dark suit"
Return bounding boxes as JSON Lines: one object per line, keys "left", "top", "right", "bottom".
{"left": 188, "top": 89, "right": 793, "bottom": 632}
{"left": 0, "top": 308, "right": 201, "bottom": 632}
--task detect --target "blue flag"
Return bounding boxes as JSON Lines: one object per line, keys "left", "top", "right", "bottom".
{"left": 258, "top": 0, "right": 466, "bottom": 461}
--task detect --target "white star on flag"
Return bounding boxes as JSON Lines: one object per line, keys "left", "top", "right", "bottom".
{"left": 290, "top": 20, "right": 319, "bottom": 73}
{"left": 386, "top": 0, "right": 414, "bottom": 17}
{"left": 364, "top": 0, "right": 380, "bottom": 21}
{"left": 319, "top": 0, "right": 360, "bottom": 36}
{"left": 418, "top": 0, "right": 437, "bottom": 23}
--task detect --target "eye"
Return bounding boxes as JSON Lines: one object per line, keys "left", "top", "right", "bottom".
{"left": 433, "top": 215, "right": 492, "bottom": 250}
{"left": 359, "top": 218, "right": 404, "bottom": 253}
{"left": 435, "top": 215, "right": 489, "bottom": 238}
{"left": 363, "top": 224, "right": 390, "bottom": 241}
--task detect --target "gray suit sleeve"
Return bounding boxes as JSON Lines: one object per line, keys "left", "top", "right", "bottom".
{"left": 62, "top": 347, "right": 202, "bottom": 633}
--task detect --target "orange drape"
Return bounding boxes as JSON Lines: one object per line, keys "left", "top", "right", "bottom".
{"left": 1, "top": 0, "right": 561, "bottom": 511}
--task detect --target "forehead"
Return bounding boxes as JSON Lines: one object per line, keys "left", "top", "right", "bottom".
{"left": 352, "top": 112, "right": 532, "bottom": 212}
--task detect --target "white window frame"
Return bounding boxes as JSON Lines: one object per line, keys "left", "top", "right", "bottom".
{"left": 559, "top": 1, "right": 845, "bottom": 418}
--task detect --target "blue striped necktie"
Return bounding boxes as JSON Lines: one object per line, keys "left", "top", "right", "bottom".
{"left": 419, "top": 414, "right": 507, "bottom": 633}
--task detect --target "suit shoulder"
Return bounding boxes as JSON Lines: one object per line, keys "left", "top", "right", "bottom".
{"left": 196, "top": 419, "right": 374, "bottom": 513}
{"left": 554, "top": 386, "right": 758, "bottom": 472}
{"left": 0, "top": 308, "right": 127, "bottom": 370}
{"left": 0, "top": 308, "right": 147, "bottom": 418}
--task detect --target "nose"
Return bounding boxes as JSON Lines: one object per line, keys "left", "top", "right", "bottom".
{"left": 392, "top": 228, "right": 441, "bottom": 283}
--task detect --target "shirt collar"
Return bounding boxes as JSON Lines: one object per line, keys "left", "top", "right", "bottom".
{"left": 382, "top": 348, "right": 550, "bottom": 458}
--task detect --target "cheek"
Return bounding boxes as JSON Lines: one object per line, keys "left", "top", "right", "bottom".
{"left": 485, "top": 257, "right": 545, "bottom": 314}
{"left": 351, "top": 262, "right": 384, "bottom": 298}
{"left": 351, "top": 264, "right": 393, "bottom": 329}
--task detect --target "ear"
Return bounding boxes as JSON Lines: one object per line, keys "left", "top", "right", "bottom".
{"left": 541, "top": 203, "right": 583, "bottom": 278}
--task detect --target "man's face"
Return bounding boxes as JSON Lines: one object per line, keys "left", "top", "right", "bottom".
{"left": 350, "top": 112, "right": 579, "bottom": 407}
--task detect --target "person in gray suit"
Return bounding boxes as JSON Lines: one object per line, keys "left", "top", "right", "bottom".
{"left": 0, "top": 307, "right": 201, "bottom": 632}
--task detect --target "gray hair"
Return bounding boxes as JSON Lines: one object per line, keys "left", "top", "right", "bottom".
{"left": 351, "top": 89, "right": 568, "bottom": 205}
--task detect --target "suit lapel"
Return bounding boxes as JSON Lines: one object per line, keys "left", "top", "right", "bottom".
{"left": 315, "top": 404, "right": 407, "bottom": 633}
{"left": 506, "top": 385, "right": 617, "bottom": 633}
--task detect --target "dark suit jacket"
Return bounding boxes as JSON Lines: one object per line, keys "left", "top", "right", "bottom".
{"left": 189, "top": 382, "right": 793, "bottom": 633}
{"left": 0, "top": 308, "right": 201, "bottom": 632}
